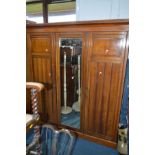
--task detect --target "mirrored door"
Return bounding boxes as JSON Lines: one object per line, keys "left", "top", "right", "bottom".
{"left": 59, "top": 38, "right": 82, "bottom": 129}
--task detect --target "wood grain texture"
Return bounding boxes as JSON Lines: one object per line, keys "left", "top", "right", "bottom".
{"left": 92, "top": 32, "right": 126, "bottom": 59}
{"left": 84, "top": 60, "right": 125, "bottom": 141}
{"left": 27, "top": 33, "right": 58, "bottom": 124}
{"left": 83, "top": 30, "right": 128, "bottom": 142}
{"left": 31, "top": 36, "right": 50, "bottom": 53}
{"left": 27, "top": 19, "right": 128, "bottom": 27}
{"left": 26, "top": 20, "right": 129, "bottom": 147}
{"left": 26, "top": 20, "right": 129, "bottom": 34}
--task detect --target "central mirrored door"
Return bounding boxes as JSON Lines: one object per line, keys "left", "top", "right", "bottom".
{"left": 59, "top": 38, "right": 82, "bottom": 129}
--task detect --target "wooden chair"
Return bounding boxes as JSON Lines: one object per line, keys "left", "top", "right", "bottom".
{"left": 26, "top": 82, "right": 76, "bottom": 155}
{"left": 26, "top": 82, "right": 44, "bottom": 155}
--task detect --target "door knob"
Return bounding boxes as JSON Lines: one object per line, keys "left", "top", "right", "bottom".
{"left": 49, "top": 73, "right": 51, "bottom": 77}
{"left": 105, "top": 49, "right": 109, "bottom": 54}
{"left": 45, "top": 48, "right": 48, "bottom": 52}
{"left": 99, "top": 72, "right": 102, "bottom": 76}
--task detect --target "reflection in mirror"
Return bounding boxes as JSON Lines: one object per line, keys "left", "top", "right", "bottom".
{"left": 60, "top": 38, "right": 82, "bottom": 129}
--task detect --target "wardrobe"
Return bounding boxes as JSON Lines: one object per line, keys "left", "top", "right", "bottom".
{"left": 26, "top": 19, "right": 129, "bottom": 148}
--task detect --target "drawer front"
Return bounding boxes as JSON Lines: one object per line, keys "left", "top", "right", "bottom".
{"left": 91, "top": 32, "right": 127, "bottom": 59}
{"left": 30, "top": 34, "right": 51, "bottom": 53}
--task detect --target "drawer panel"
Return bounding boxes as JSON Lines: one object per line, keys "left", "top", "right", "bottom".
{"left": 92, "top": 32, "right": 127, "bottom": 59}
{"left": 30, "top": 34, "right": 51, "bottom": 53}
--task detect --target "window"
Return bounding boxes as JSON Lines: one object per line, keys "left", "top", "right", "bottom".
{"left": 26, "top": 1, "right": 76, "bottom": 23}
{"left": 26, "top": 2, "right": 43, "bottom": 23}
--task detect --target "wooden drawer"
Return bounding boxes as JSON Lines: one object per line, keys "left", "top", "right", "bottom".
{"left": 91, "top": 32, "right": 127, "bottom": 60}
{"left": 30, "top": 34, "right": 51, "bottom": 53}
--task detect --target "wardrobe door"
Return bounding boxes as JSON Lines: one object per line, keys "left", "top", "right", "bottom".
{"left": 55, "top": 33, "right": 86, "bottom": 131}
{"left": 84, "top": 32, "right": 128, "bottom": 142}
{"left": 85, "top": 61, "right": 124, "bottom": 141}
{"left": 27, "top": 33, "right": 57, "bottom": 124}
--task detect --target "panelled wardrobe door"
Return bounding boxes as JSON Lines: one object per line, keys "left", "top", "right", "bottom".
{"left": 84, "top": 32, "right": 128, "bottom": 142}
{"left": 27, "top": 33, "right": 57, "bottom": 124}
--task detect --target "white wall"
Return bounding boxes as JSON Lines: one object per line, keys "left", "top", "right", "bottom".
{"left": 76, "top": 0, "right": 129, "bottom": 21}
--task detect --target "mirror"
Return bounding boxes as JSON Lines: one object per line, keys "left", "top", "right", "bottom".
{"left": 60, "top": 38, "right": 82, "bottom": 129}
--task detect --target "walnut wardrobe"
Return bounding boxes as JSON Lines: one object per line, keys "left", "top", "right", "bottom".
{"left": 26, "top": 19, "right": 129, "bottom": 148}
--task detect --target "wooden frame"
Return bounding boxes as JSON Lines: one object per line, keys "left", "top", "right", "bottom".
{"left": 55, "top": 32, "right": 87, "bottom": 132}
{"left": 26, "top": 20, "right": 129, "bottom": 148}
